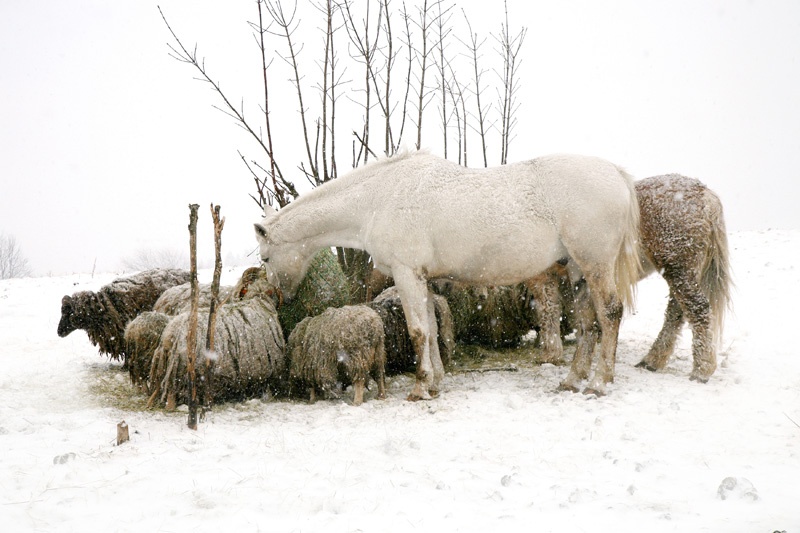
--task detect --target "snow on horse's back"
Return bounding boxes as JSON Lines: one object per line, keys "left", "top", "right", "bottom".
{"left": 255, "top": 150, "right": 640, "bottom": 398}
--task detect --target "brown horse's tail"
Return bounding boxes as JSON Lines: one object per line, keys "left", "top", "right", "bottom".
{"left": 614, "top": 166, "right": 643, "bottom": 312}
{"left": 700, "top": 188, "right": 733, "bottom": 347}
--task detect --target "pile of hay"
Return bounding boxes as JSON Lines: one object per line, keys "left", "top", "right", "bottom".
{"left": 369, "top": 286, "right": 454, "bottom": 375}
{"left": 287, "top": 305, "right": 386, "bottom": 406}
{"left": 277, "top": 249, "right": 351, "bottom": 337}
{"left": 147, "top": 268, "right": 285, "bottom": 409}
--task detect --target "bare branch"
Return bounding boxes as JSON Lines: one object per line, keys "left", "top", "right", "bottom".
{"left": 264, "top": 0, "right": 319, "bottom": 181}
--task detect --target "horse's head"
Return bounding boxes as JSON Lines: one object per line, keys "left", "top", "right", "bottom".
{"left": 254, "top": 219, "right": 308, "bottom": 301}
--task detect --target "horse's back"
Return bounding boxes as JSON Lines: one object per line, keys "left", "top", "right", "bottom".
{"left": 367, "top": 153, "right": 639, "bottom": 286}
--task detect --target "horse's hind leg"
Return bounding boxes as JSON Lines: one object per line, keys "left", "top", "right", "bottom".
{"left": 671, "top": 272, "right": 715, "bottom": 382}
{"left": 636, "top": 291, "right": 683, "bottom": 372}
{"left": 641, "top": 269, "right": 715, "bottom": 382}
{"left": 558, "top": 279, "right": 596, "bottom": 392}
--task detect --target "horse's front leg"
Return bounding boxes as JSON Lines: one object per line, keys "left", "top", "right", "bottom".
{"left": 584, "top": 273, "right": 623, "bottom": 396}
{"left": 426, "top": 287, "right": 445, "bottom": 386}
{"left": 393, "top": 268, "right": 438, "bottom": 400}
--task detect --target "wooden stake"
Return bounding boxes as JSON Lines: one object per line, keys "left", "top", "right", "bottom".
{"left": 186, "top": 204, "right": 200, "bottom": 430}
{"left": 204, "top": 204, "right": 225, "bottom": 411}
{"left": 116, "top": 420, "right": 129, "bottom": 445}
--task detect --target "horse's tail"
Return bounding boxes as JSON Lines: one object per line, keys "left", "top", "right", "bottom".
{"left": 699, "top": 188, "right": 733, "bottom": 347}
{"left": 614, "top": 166, "right": 642, "bottom": 311}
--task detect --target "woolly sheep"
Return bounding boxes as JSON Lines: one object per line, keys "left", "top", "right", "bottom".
{"left": 147, "top": 268, "right": 285, "bottom": 409}
{"left": 123, "top": 311, "right": 171, "bottom": 390}
{"left": 57, "top": 269, "right": 190, "bottom": 361}
{"left": 152, "top": 282, "right": 233, "bottom": 315}
{"left": 287, "top": 305, "right": 386, "bottom": 406}
{"left": 125, "top": 278, "right": 239, "bottom": 389}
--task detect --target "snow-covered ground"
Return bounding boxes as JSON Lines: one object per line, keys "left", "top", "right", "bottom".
{"left": 1, "top": 230, "right": 798, "bottom": 532}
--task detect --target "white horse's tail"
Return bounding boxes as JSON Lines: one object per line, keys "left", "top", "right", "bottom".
{"left": 615, "top": 167, "right": 642, "bottom": 311}
{"left": 700, "top": 188, "right": 733, "bottom": 347}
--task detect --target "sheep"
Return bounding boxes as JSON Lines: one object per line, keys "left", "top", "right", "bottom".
{"left": 124, "top": 279, "right": 240, "bottom": 389}
{"left": 152, "top": 282, "right": 233, "bottom": 315}
{"left": 123, "top": 311, "right": 171, "bottom": 390}
{"left": 369, "top": 286, "right": 454, "bottom": 375}
{"left": 57, "top": 269, "right": 191, "bottom": 361}
{"left": 147, "top": 267, "right": 285, "bottom": 409}
{"left": 286, "top": 305, "right": 386, "bottom": 406}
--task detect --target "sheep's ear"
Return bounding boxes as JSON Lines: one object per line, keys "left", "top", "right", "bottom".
{"left": 61, "top": 295, "right": 72, "bottom": 306}
{"left": 254, "top": 224, "right": 268, "bottom": 240}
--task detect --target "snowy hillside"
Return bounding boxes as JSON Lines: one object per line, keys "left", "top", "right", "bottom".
{"left": 1, "top": 230, "right": 798, "bottom": 532}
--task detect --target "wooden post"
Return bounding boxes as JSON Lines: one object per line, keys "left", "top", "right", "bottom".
{"left": 186, "top": 204, "right": 200, "bottom": 430}
{"left": 116, "top": 420, "right": 129, "bottom": 445}
{"left": 204, "top": 203, "right": 225, "bottom": 411}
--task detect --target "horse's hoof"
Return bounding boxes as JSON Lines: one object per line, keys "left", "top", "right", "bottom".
{"left": 582, "top": 387, "right": 605, "bottom": 397}
{"left": 428, "top": 389, "right": 440, "bottom": 399}
{"left": 556, "top": 382, "right": 580, "bottom": 393}
{"left": 406, "top": 391, "right": 432, "bottom": 401}
{"left": 635, "top": 360, "right": 659, "bottom": 372}
{"left": 689, "top": 374, "right": 710, "bottom": 384}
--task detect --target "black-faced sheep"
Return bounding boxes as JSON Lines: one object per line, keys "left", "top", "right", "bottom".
{"left": 369, "top": 286, "right": 454, "bottom": 375}
{"left": 57, "top": 269, "right": 191, "bottom": 361}
{"left": 147, "top": 267, "right": 285, "bottom": 410}
{"left": 286, "top": 305, "right": 386, "bottom": 406}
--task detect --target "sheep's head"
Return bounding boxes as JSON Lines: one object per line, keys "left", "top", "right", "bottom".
{"left": 232, "top": 266, "right": 283, "bottom": 307}
{"left": 57, "top": 292, "right": 102, "bottom": 337}
{"left": 57, "top": 294, "right": 79, "bottom": 337}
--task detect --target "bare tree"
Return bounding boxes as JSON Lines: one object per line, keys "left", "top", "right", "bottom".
{"left": 159, "top": 6, "right": 298, "bottom": 208}
{"left": 431, "top": 0, "right": 453, "bottom": 159}
{"left": 0, "top": 233, "right": 32, "bottom": 279}
{"left": 340, "top": 0, "right": 383, "bottom": 166}
{"left": 249, "top": 0, "right": 284, "bottom": 208}
{"left": 458, "top": 10, "right": 490, "bottom": 167}
{"left": 409, "top": 0, "right": 441, "bottom": 150}
{"left": 494, "top": 0, "right": 526, "bottom": 165}
{"left": 444, "top": 59, "right": 467, "bottom": 165}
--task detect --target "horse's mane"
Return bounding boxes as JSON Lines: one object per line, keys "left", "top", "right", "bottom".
{"left": 337, "top": 148, "right": 429, "bottom": 185}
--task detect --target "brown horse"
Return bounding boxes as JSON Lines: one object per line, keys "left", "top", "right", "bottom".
{"left": 548, "top": 174, "right": 732, "bottom": 388}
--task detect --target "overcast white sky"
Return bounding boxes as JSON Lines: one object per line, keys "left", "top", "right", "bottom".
{"left": 1, "top": 0, "right": 799, "bottom": 276}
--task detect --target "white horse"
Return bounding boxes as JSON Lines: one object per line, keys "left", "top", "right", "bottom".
{"left": 255, "top": 151, "right": 641, "bottom": 398}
